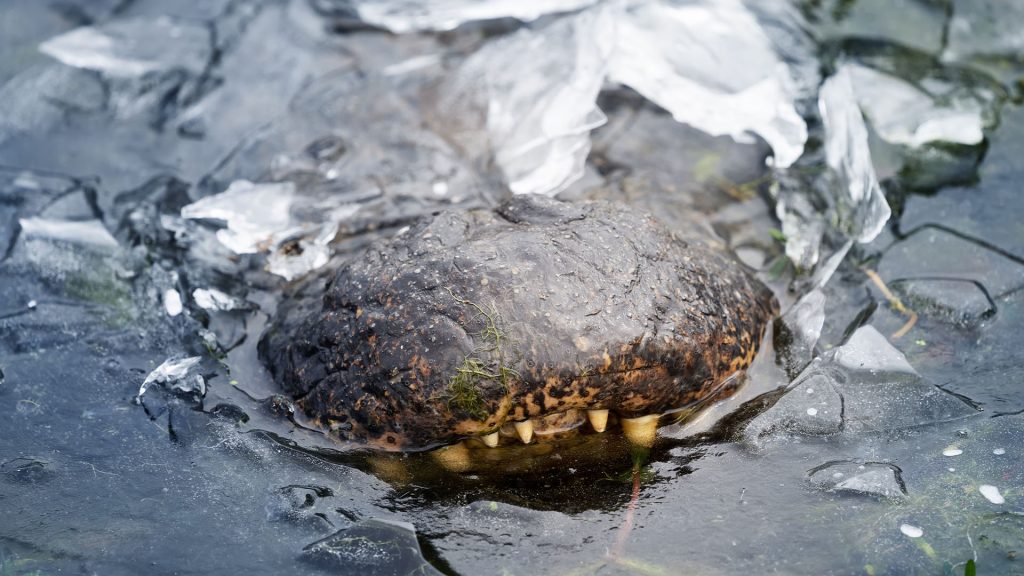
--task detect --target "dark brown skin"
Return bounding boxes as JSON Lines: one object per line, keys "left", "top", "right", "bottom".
{"left": 262, "top": 195, "right": 777, "bottom": 451}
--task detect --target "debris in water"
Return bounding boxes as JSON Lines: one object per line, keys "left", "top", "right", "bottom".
{"left": 942, "top": 447, "right": 963, "bottom": 457}
{"left": 978, "top": 484, "right": 1005, "bottom": 505}
{"left": 993, "top": 448, "right": 1006, "bottom": 455}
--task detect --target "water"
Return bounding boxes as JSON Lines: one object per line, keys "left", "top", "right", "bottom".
{"left": 2, "top": 1, "right": 1023, "bottom": 575}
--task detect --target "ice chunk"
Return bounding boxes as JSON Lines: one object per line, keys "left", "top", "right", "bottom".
{"left": 266, "top": 221, "right": 340, "bottom": 282}
{"left": 442, "top": 5, "right": 613, "bottom": 196}
{"left": 745, "top": 325, "right": 976, "bottom": 447}
{"left": 843, "top": 63, "right": 985, "bottom": 147}
{"left": 181, "top": 180, "right": 296, "bottom": 255}
{"left": 979, "top": 485, "right": 1005, "bottom": 505}
{"left": 302, "top": 518, "right": 442, "bottom": 575}
{"left": 137, "top": 356, "right": 205, "bottom": 400}
{"left": 774, "top": 289, "right": 826, "bottom": 377}
{"left": 18, "top": 217, "right": 118, "bottom": 248}
{"left": 818, "top": 67, "right": 891, "bottom": 245}
{"left": 193, "top": 288, "right": 248, "bottom": 312}
{"left": 900, "top": 524, "right": 923, "bottom": 538}
{"left": 437, "top": 0, "right": 809, "bottom": 196}
{"left": 808, "top": 461, "right": 907, "bottom": 500}
{"left": 39, "top": 17, "right": 211, "bottom": 78}
{"left": 832, "top": 325, "right": 917, "bottom": 375}
{"left": 354, "top": 0, "right": 597, "bottom": 33}
{"left": 164, "top": 289, "right": 183, "bottom": 317}
{"left": 607, "top": 0, "right": 807, "bottom": 168}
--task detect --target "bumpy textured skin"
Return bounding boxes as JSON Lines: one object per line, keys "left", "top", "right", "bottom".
{"left": 262, "top": 195, "right": 777, "bottom": 451}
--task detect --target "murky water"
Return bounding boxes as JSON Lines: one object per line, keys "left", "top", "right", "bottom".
{"left": 2, "top": 1, "right": 1023, "bottom": 575}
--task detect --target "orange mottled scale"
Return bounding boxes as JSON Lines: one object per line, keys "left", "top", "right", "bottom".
{"left": 261, "top": 195, "right": 777, "bottom": 451}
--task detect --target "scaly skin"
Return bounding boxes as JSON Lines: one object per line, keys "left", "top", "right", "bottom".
{"left": 261, "top": 195, "right": 777, "bottom": 451}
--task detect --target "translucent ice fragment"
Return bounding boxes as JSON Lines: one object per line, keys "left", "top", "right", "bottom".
{"left": 818, "top": 67, "right": 891, "bottom": 244}
{"left": 844, "top": 63, "right": 985, "bottom": 147}
{"left": 608, "top": 0, "right": 807, "bottom": 168}
{"left": 444, "top": 5, "right": 614, "bottom": 196}
{"left": 181, "top": 180, "right": 296, "bottom": 255}
{"left": 137, "top": 356, "right": 204, "bottom": 399}
{"left": 354, "top": 0, "right": 597, "bottom": 33}
{"left": 18, "top": 217, "right": 118, "bottom": 248}
{"left": 193, "top": 288, "right": 248, "bottom": 312}
{"left": 39, "top": 17, "right": 210, "bottom": 78}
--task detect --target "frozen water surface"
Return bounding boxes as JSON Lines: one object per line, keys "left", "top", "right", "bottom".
{"left": 2, "top": 0, "right": 1024, "bottom": 575}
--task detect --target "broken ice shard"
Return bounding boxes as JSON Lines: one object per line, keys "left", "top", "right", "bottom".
{"left": 39, "top": 17, "right": 211, "bottom": 78}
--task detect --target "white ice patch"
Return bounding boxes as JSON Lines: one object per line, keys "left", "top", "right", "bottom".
{"left": 942, "top": 447, "right": 963, "bottom": 457}
{"left": 900, "top": 524, "right": 923, "bottom": 538}
{"left": 39, "top": 17, "right": 210, "bottom": 78}
{"left": 163, "top": 289, "right": 183, "bottom": 317}
{"left": 137, "top": 356, "right": 204, "bottom": 400}
{"left": 180, "top": 181, "right": 359, "bottom": 280}
{"left": 18, "top": 217, "right": 118, "bottom": 249}
{"left": 978, "top": 484, "right": 1005, "bottom": 505}
{"left": 181, "top": 180, "right": 296, "bottom": 255}
{"left": 193, "top": 288, "right": 246, "bottom": 311}
{"left": 843, "top": 63, "right": 985, "bottom": 147}
{"left": 608, "top": 0, "right": 806, "bottom": 168}
{"left": 356, "top": 0, "right": 598, "bottom": 33}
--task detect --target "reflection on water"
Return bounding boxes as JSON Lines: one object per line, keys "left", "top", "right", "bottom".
{"left": 1, "top": 1, "right": 1023, "bottom": 575}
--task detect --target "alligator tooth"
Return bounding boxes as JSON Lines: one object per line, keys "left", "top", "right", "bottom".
{"left": 481, "top": 431, "right": 500, "bottom": 448}
{"left": 430, "top": 442, "right": 472, "bottom": 473}
{"left": 513, "top": 420, "right": 534, "bottom": 444}
{"left": 620, "top": 414, "right": 659, "bottom": 447}
{"left": 587, "top": 409, "right": 609, "bottom": 433}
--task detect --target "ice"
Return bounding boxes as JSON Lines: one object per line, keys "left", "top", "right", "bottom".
{"left": 18, "top": 217, "right": 118, "bottom": 249}
{"left": 137, "top": 356, "right": 205, "bottom": 400}
{"left": 39, "top": 17, "right": 211, "bottom": 78}
{"left": 979, "top": 485, "right": 1005, "bottom": 505}
{"left": 843, "top": 63, "right": 985, "bottom": 148}
{"left": 818, "top": 67, "right": 891, "bottom": 245}
{"left": 193, "top": 288, "right": 248, "bottom": 312}
{"left": 808, "top": 461, "right": 907, "bottom": 500}
{"left": 607, "top": 0, "right": 807, "bottom": 168}
{"left": 354, "top": 0, "right": 597, "bottom": 33}
{"left": 900, "top": 524, "right": 923, "bottom": 538}
{"left": 302, "top": 518, "right": 442, "bottom": 575}
{"left": 745, "top": 326, "right": 976, "bottom": 447}
{"left": 440, "top": 5, "right": 613, "bottom": 196}
{"left": 164, "top": 289, "right": 183, "bottom": 317}
{"left": 181, "top": 180, "right": 296, "bottom": 255}
{"left": 774, "top": 289, "right": 826, "bottom": 377}
{"left": 437, "top": 0, "right": 810, "bottom": 196}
